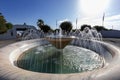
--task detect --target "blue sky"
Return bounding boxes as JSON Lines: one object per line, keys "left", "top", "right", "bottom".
{"left": 0, "top": 0, "right": 120, "bottom": 30}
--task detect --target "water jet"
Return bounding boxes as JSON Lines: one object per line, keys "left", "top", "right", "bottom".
{"left": 0, "top": 28, "right": 120, "bottom": 80}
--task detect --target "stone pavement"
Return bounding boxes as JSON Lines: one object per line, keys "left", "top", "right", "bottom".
{"left": 0, "top": 39, "right": 17, "bottom": 48}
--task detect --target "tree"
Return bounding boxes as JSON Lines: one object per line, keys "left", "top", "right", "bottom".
{"left": 37, "top": 19, "right": 51, "bottom": 33}
{"left": 93, "top": 25, "right": 108, "bottom": 32}
{"left": 40, "top": 25, "right": 51, "bottom": 33}
{"left": 80, "top": 24, "right": 91, "bottom": 31}
{"left": 0, "top": 13, "right": 13, "bottom": 34}
{"left": 37, "top": 19, "right": 44, "bottom": 29}
{"left": 0, "top": 15, "right": 7, "bottom": 34}
{"left": 6, "top": 23, "right": 13, "bottom": 29}
{"left": 59, "top": 21, "right": 73, "bottom": 32}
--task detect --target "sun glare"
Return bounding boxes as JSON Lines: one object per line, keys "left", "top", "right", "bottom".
{"left": 80, "top": 0, "right": 110, "bottom": 16}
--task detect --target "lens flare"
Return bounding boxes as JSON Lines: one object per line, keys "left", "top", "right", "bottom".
{"left": 79, "top": 0, "right": 110, "bottom": 16}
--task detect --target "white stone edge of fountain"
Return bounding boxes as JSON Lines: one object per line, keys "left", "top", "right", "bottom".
{"left": 0, "top": 39, "right": 120, "bottom": 80}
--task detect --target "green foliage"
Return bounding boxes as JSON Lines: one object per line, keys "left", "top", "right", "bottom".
{"left": 0, "top": 26, "right": 7, "bottom": 34}
{"left": 37, "top": 19, "right": 51, "bottom": 33}
{"left": 37, "top": 19, "right": 44, "bottom": 27}
{"left": 0, "top": 13, "right": 13, "bottom": 34}
{"left": 40, "top": 25, "right": 51, "bottom": 33}
{"left": 6, "top": 23, "right": 13, "bottom": 29}
{"left": 0, "top": 15, "right": 7, "bottom": 34}
{"left": 72, "top": 29, "right": 76, "bottom": 32}
{"left": 60, "top": 21, "right": 73, "bottom": 32}
{"left": 54, "top": 28, "right": 59, "bottom": 31}
{"left": 80, "top": 24, "right": 91, "bottom": 31}
{"left": 93, "top": 25, "right": 108, "bottom": 32}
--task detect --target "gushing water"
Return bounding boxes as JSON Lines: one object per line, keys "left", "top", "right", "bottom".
{"left": 21, "top": 27, "right": 102, "bottom": 41}
{"left": 21, "top": 28, "right": 45, "bottom": 40}
{"left": 19, "top": 27, "right": 106, "bottom": 74}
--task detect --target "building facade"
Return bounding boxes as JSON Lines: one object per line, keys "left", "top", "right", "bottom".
{"left": 101, "top": 30, "right": 120, "bottom": 38}
{"left": 0, "top": 23, "right": 36, "bottom": 40}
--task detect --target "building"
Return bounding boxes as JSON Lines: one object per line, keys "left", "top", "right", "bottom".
{"left": 101, "top": 30, "right": 120, "bottom": 38}
{"left": 0, "top": 23, "right": 36, "bottom": 40}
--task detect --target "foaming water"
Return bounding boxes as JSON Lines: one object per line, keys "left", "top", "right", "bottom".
{"left": 19, "top": 27, "right": 105, "bottom": 74}
{"left": 17, "top": 45, "right": 104, "bottom": 74}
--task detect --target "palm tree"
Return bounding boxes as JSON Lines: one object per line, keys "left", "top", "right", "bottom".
{"left": 37, "top": 19, "right": 44, "bottom": 30}
{"left": 37, "top": 19, "right": 51, "bottom": 33}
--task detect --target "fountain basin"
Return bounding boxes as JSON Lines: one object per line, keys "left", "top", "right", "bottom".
{"left": 0, "top": 39, "right": 120, "bottom": 80}
{"left": 16, "top": 45, "right": 104, "bottom": 74}
{"left": 46, "top": 36, "right": 75, "bottom": 49}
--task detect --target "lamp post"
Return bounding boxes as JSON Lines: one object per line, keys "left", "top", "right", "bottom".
{"left": 102, "top": 13, "right": 105, "bottom": 27}
{"left": 76, "top": 18, "right": 78, "bottom": 30}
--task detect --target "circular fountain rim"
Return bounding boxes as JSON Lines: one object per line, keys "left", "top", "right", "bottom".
{"left": 0, "top": 39, "right": 120, "bottom": 80}
{"left": 46, "top": 35, "right": 76, "bottom": 39}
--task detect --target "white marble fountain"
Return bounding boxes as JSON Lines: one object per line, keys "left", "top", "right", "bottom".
{"left": 0, "top": 27, "right": 120, "bottom": 80}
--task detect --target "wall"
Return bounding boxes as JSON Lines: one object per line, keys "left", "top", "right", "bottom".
{"left": 100, "top": 30, "right": 120, "bottom": 38}
{"left": 0, "top": 24, "right": 36, "bottom": 40}
{"left": 0, "top": 28, "right": 16, "bottom": 40}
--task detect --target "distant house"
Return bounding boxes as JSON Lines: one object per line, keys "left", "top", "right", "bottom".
{"left": 100, "top": 30, "right": 120, "bottom": 38}
{"left": 0, "top": 23, "right": 36, "bottom": 40}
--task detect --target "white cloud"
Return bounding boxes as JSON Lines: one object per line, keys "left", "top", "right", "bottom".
{"left": 53, "top": 14, "right": 120, "bottom": 30}
{"left": 53, "top": 19, "right": 69, "bottom": 29}
{"left": 105, "top": 14, "right": 120, "bottom": 21}
{"left": 104, "top": 14, "right": 120, "bottom": 30}
{"left": 72, "top": 14, "right": 120, "bottom": 30}
{"left": 57, "top": 19, "right": 69, "bottom": 25}
{"left": 72, "top": 17, "right": 103, "bottom": 29}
